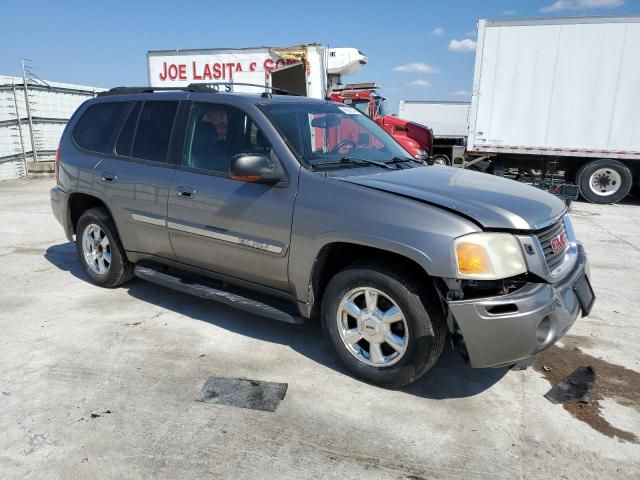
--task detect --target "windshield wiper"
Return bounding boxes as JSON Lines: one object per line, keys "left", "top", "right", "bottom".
{"left": 315, "top": 156, "right": 394, "bottom": 170}
{"left": 386, "top": 156, "right": 423, "bottom": 166}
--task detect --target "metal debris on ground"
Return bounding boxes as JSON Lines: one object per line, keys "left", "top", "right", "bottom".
{"left": 79, "top": 409, "right": 113, "bottom": 421}
{"left": 196, "top": 376, "right": 287, "bottom": 412}
{"left": 544, "top": 366, "right": 596, "bottom": 404}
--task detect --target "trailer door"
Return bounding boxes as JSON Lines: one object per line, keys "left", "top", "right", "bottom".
{"left": 271, "top": 63, "right": 307, "bottom": 96}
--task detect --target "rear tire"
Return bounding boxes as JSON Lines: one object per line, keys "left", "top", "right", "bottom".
{"left": 75, "top": 207, "right": 133, "bottom": 288}
{"left": 576, "top": 159, "right": 632, "bottom": 204}
{"left": 321, "top": 263, "right": 446, "bottom": 388}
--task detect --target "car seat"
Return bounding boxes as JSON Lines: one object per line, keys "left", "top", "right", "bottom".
{"left": 191, "top": 122, "right": 228, "bottom": 172}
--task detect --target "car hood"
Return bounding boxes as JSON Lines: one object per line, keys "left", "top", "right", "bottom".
{"left": 340, "top": 166, "right": 566, "bottom": 230}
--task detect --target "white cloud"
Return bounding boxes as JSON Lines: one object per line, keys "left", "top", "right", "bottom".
{"left": 393, "top": 62, "right": 440, "bottom": 73}
{"left": 431, "top": 27, "right": 444, "bottom": 37}
{"left": 448, "top": 38, "right": 477, "bottom": 53}
{"left": 541, "top": 0, "right": 623, "bottom": 13}
{"left": 450, "top": 90, "right": 471, "bottom": 96}
{"left": 407, "top": 79, "right": 431, "bottom": 88}
{"left": 503, "top": 9, "right": 516, "bottom": 15}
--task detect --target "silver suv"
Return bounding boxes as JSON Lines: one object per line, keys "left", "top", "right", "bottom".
{"left": 51, "top": 85, "right": 594, "bottom": 387}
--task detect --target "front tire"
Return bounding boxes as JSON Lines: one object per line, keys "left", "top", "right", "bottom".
{"left": 576, "top": 159, "right": 632, "bottom": 204}
{"left": 321, "top": 263, "right": 446, "bottom": 388}
{"left": 75, "top": 207, "right": 133, "bottom": 288}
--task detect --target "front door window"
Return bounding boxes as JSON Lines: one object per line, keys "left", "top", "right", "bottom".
{"left": 184, "top": 103, "right": 271, "bottom": 173}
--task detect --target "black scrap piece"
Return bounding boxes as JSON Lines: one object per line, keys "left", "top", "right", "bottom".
{"left": 196, "top": 376, "right": 288, "bottom": 412}
{"left": 544, "top": 366, "right": 596, "bottom": 404}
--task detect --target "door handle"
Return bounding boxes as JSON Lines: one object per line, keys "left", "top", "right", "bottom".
{"left": 101, "top": 172, "right": 117, "bottom": 183}
{"left": 176, "top": 186, "right": 195, "bottom": 199}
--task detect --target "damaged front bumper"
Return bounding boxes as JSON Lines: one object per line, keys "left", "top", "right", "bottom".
{"left": 447, "top": 243, "right": 592, "bottom": 369}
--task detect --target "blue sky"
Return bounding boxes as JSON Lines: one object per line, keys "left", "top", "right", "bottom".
{"left": 1, "top": 0, "right": 638, "bottom": 112}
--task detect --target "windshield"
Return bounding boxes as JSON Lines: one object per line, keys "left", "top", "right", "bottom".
{"left": 351, "top": 100, "right": 370, "bottom": 116}
{"left": 375, "top": 98, "right": 388, "bottom": 117}
{"left": 261, "top": 102, "right": 410, "bottom": 168}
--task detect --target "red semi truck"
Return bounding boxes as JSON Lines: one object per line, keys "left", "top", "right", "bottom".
{"left": 328, "top": 83, "right": 433, "bottom": 159}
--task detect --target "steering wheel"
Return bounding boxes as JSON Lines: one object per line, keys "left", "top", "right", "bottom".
{"left": 330, "top": 140, "right": 356, "bottom": 154}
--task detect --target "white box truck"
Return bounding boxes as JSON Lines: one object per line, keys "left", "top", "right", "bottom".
{"left": 398, "top": 100, "right": 470, "bottom": 164}
{"left": 147, "top": 45, "right": 367, "bottom": 100}
{"left": 399, "top": 101, "right": 469, "bottom": 139}
{"left": 464, "top": 16, "right": 640, "bottom": 204}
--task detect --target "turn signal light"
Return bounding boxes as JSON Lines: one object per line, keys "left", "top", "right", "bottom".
{"left": 456, "top": 243, "right": 490, "bottom": 275}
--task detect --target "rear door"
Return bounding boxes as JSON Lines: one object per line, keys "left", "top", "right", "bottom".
{"left": 167, "top": 100, "right": 296, "bottom": 291}
{"left": 91, "top": 98, "right": 181, "bottom": 259}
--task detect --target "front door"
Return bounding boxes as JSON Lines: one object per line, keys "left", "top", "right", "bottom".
{"left": 167, "top": 101, "right": 296, "bottom": 292}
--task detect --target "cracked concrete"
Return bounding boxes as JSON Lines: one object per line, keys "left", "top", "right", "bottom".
{"left": 0, "top": 178, "right": 639, "bottom": 479}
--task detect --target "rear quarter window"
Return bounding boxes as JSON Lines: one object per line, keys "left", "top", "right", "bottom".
{"left": 72, "top": 102, "right": 129, "bottom": 153}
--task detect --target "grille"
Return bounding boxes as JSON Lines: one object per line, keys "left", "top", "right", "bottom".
{"left": 535, "top": 220, "right": 569, "bottom": 272}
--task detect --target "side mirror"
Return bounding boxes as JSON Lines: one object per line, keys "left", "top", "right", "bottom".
{"left": 229, "top": 153, "right": 281, "bottom": 184}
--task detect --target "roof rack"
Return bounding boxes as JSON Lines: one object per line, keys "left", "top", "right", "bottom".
{"left": 98, "top": 83, "right": 300, "bottom": 97}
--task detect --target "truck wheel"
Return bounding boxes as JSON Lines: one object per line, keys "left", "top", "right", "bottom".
{"left": 431, "top": 154, "right": 451, "bottom": 166}
{"left": 75, "top": 207, "right": 133, "bottom": 288}
{"left": 321, "top": 263, "right": 446, "bottom": 388}
{"left": 576, "top": 159, "right": 632, "bottom": 204}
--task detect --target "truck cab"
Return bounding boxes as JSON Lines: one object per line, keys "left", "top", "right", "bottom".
{"left": 328, "top": 83, "right": 433, "bottom": 158}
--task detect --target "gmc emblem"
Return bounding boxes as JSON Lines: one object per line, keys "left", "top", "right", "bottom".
{"left": 550, "top": 232, "right": 568, "bottom": 253}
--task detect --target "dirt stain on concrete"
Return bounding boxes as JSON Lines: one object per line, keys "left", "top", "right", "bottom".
{"left": 535, "top": 336, "right": 640, "bottom": 443}
{"left": 11, "top": 246, "right": 45, "bottom": 256}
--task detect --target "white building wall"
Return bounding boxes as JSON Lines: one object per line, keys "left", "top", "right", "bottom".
{"left": 0, "top": 75, "right": 104, "bottom": 180}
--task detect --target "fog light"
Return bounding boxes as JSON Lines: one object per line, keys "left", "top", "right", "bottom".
{"left": 536, "top": 316, "right": 553, "bottom": 346}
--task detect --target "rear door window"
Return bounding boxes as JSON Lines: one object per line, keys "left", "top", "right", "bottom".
{"left": 72, "top": 102, "right": 129, "bottom": 153}
{"left": 131, "top": 101, "right": 179, "bottom": 163}
{"left": 115, "top": 102, "right": 142, "bottom": 157}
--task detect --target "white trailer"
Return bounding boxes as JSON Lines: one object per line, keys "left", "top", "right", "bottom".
{"left": 147, "top": 45, "right": 366, "bottom": 99}
{"left": 467, "top": 16, "right": 640, "bottom": 204}
{"left": 399, "top": 100, "right": 469, "bottom": 139}
{"left": 398, "top": 100, "right": 470, "bottom": 165}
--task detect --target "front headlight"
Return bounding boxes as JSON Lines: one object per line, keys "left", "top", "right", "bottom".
{"left": 453, "top": 232, "right": 527, "bottom": 280}
{"left": 413, "top": 148, "right": 427, "bottom": 158}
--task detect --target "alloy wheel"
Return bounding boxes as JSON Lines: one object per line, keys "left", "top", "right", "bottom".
{"left": 336, "top": 287, "right": 409, "bottom": 367}
{"left": 81, "top": 223, "right": 111, "bottom": 275}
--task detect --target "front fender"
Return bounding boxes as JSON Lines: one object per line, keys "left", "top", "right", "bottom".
{"left": 288, "top": 169, "right": 480, "bottom": 302}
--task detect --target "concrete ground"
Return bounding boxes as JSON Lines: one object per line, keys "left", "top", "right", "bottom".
{"left": 1, "top": 178, "right": 639, "bottom": 480}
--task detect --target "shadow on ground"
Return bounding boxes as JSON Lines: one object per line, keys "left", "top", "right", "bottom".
{"left": 45, "top": 242, "right": 507, "bottom": 399}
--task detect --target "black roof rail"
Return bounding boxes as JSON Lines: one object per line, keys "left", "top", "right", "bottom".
{"left": 97, "top": 86, "right": 197, "bottom": 97}
{"left": 98, "top": 83, "right": 301, "bottom": 97}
